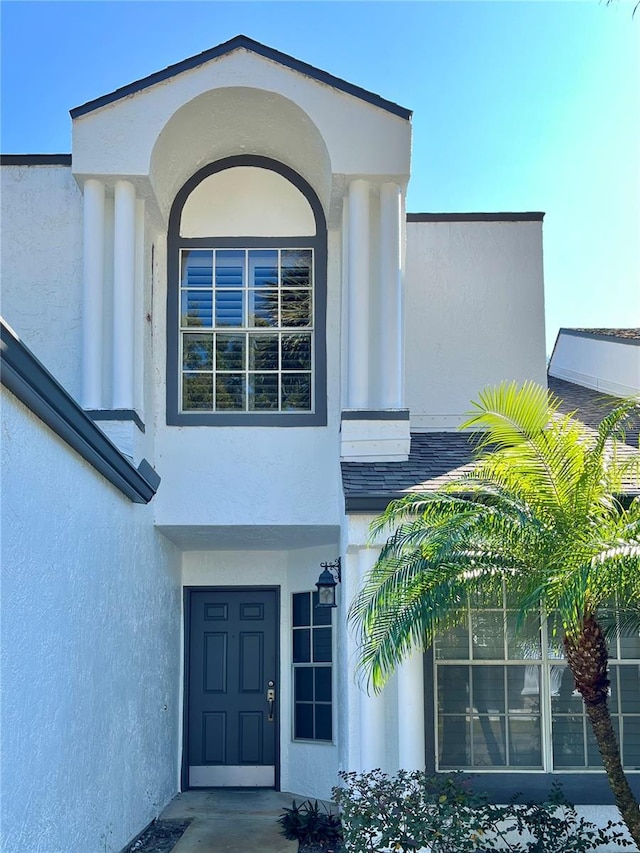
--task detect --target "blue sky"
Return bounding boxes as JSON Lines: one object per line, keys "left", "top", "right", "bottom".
{"left": 2, "top": 0, "right": 638, "bottom": 353}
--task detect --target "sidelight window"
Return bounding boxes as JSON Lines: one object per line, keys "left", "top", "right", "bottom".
{"left": 292, "top": 591, "right": 333, "bottom": 742}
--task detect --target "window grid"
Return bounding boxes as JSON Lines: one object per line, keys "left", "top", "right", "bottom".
{"left": 179, "top": 248, "right": 314, "bottom": 413}
{"left": 292, "top": 591, "right": 333, "bottom": 743}
{"left": 434, "top": 596, "right": 640, "bottom": 773}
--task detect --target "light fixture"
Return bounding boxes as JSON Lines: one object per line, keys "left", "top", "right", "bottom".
{"left": 315, "top": 558, "right": 341, "bottom": 608}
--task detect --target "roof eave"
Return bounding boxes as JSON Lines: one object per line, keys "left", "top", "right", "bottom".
{"left": 70, "top": 34, "right": 413, "bottom": 121}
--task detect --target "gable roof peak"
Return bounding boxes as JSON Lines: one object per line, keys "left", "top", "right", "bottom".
{"left": 70, "top": 34, "right": 412, "bottom": 121}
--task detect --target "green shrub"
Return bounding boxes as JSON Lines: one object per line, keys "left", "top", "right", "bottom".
{"left": 278, "top": 798, "right": 343, "bottom": 850}
{"left": 332, "top": 770, "right": 632, "bottom": 853}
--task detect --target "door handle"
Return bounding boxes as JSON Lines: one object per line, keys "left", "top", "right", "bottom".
{"left": 267, "top": 681, "right": 275, "bottom": 722}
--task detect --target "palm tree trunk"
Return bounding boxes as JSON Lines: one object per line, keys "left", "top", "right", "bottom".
{"left": 583, "top": 698, "right": 640, "bottom": 847}
{"left": 565, "top": 617, "right": 640, "bottom": 847}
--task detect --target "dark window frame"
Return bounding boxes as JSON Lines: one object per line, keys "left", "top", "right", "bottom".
{"left": 292, "top": 591, "right": 333, "bottom": 743}
{"left": 166, "top": 155, "right": 328, "bottom": 426}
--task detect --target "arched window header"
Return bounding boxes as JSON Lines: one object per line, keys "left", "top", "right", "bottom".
{"left": 180, "top": 167, "right": 316, "bottom": 238}
{"left": 166, "top": 156, "right": 327, "bottom": 427}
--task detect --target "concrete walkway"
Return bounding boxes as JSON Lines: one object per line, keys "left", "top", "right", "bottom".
{"left": 159, "top": 789, "right": 300, "bottom": 852}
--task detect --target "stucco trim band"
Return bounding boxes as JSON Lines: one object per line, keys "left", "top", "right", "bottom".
{"left": 70, "top": 34, "right": 412, "bottom": 121}
{"left": 85, "top": 409, "right": 146, "bottom": 432}
{"left": 0, "top": 154, "right": 72, "bottom": 166}
{"left": 407, "top": 212, "right": 545, "bottom": 222}
{"left": 341, "top": 410, "right": 410, "bottom": 421}
{"left": 0, "top": 319, "right": 160, "bottom": 504}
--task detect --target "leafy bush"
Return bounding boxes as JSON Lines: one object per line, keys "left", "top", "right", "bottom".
{"left": 332, "top": 769, "right": 632, "bottom": 853}
{"left": 278, "top": 799, "right": 343, "bottom": 850}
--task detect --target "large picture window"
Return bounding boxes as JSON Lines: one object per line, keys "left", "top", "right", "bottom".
{"left": 292, "top": 592, "right": 333, "bottom": 742}
{"left": 180, "top": 248, "right": 314, "bottom": 413}
{"left": 166, "top": 156, "right": 327, "bottom": 426}
{"left": 435, "top": 594, "right": 640, "bottom": 772}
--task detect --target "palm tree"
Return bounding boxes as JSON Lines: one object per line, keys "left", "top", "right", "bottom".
{"left": 349, "top": 381, "right": 640, "bottom": 845}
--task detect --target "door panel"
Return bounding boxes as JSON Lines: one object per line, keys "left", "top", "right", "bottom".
{"left": 188, "top": 588, "right": 278, "bottom": 787}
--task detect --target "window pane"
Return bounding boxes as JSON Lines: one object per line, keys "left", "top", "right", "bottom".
{"left": 315, "top": 705, "right": 332, "bottom": 741}
{"left": 183, "top": 373, "right": 213, "bottom": 411}
{"left": 508, "top": 665, "right": 540, "bottom": 713}
{"left": 215, "top": 374, "right": 245, "bottom": 410}
{"left": 281, "top": 334, "right": 312, "bottom": 370}
{"left": 293, "top": 593, "right": 311, "bottom": 628}
{"left": 281, "top": 290, "right": 311, "bottom": 327}
{"left": 622, "top": 717, "right": 640, "bottom": 769}
{"left": 617, "top": 665, "right": 640, "bottom": 712}
{"left": 250, "top": 374, "right": 279, "bottom": 410}
{"left": 473, "top": 666, "right": 505, "bottom": 713}
{"left": 281, "top": 374, "right": 311, "bottom": 411}
{"left": 313, "top": 627, "right": 332, "bottom": 662}
{"left": 315, "top": 668, "right": 332, "bottom": 702}
{"left": 181, "top": 290, "right": 213, "bottom": 327}
{"left": 620, "top": 630, "right": 640, "bottom": 660}
{"left": 435, "top": 616, "right": 468, "bottom": 660}
{"left": 438, "top": 715, "right": 470, "bottom": 767}
{"left": 293, "top": 629, "right": 311, "bottom": 663}
{"left": 295, "top": 703, "right": 313, "bottom": 739}
{"left": 282, "top": 250, "right": 312, "bottom": 287}
{"left": 215, "top": 290, "right": 244, "bottom": 327}
{"left": 312, "top": 592, "right": 332, "bottom": 625}
{"left": 507, "top": 612, "right": 542, "bottom": 659}
{"left": 472, "top": 611, "right": 504, "bottom": 660}
{"left": 215, "top": 250, "right": 244, "bottom": 287}
{"left": 249, "top": 250, "right": 278, "bottom": 287}
{"left": 509, "top": 715, "right": 542, "bottom": 767}
{"left": 183, "top": 334, "right": 213, "bottom": 370}
{"left": 249, "top": 290, "right": 278, "bottom": 327}
{"left": 295, "top": 668, "right": 313, "bottom": 702}
{"left": 216, "top": 334, "right": 245, "bottom": 371}
{"left": 473, "top": 715, "right": 506, "bottom": 766}
{"left": 438, "top": 665, "right": 469, "bottom": 713}
{"left": 181, "top": 250, "right": 213, "bottom": 287}
{"left": 249, "top": 335, "right": 278, "bottom": 370}
{"left": 553, "top": 715, "right": 585, "bottom": 768}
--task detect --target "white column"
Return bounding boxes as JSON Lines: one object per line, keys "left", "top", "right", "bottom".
{"left": 112, "top": 180, "right": 136, "bottom": 410}
{"left": 358, "top": 547, "right": 386, "bottom": 770}
{"left": 82, "top": 179, "right": 105, "bottom": 409}
{"left": 379, "top": 182, "right": 403, "bottom": 410}
{"left": 397, "top": 651, "right": 426, "bottom": 770}
{"left": 134, "top": 198, "right": 145, "bottom": 413}
{"left": 347, "top": 180, "right": 370, "bottom": 410}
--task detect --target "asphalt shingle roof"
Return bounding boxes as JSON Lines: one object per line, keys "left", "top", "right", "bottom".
{"left": 341, "top": 378, "right": 639, "bottom": 510}
{"left": 566, "top": 328, "right": 640, "bottom": 341}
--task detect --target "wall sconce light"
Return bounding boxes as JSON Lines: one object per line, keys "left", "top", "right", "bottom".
{"left": 315, "top": 558, "right": 341, "bottom": 608}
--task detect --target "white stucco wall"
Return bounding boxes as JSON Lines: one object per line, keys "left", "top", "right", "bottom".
{"left": 0, "top": 165, "right": 83, "bottom": 398}
{"left": 1, "top": 390, "right": 182, "bottom": 853}
{"left": 404, "top": 219, "right": 547, "bottom": 430}
{"left": 182, "top": 544, "right": 340, "bottom": 800}
{"left": 180, "top": 166, "right": 316, "bottom": 237}
{"left": 549, "top": 330, "right": 640, "bottom": 396}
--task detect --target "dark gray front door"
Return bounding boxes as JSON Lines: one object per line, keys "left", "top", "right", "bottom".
{"left": 187, "top": 588, "right": 278, "bottom": 787}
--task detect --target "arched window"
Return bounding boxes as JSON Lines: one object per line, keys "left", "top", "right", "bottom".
{"left": 166, "top": 156, "right": 327, "bottom": 426}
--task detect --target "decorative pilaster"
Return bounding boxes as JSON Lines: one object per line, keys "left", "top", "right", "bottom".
{"left": 82, "top": 179, "right": 105, "bottom": 409}
{"left": 358, "top": 547, "right": 387, "bottom": 771}
{"left": 379, "top": 182, "right": 403, "bottom": 410}
{"left": 112, "top": 180, "right": 136, "bottom": 410}
{"left": 347, "top": 180, "right": 370, "bottom": 410}
{"left": 397, "top": 651, "right": 426, "bottom": 770}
